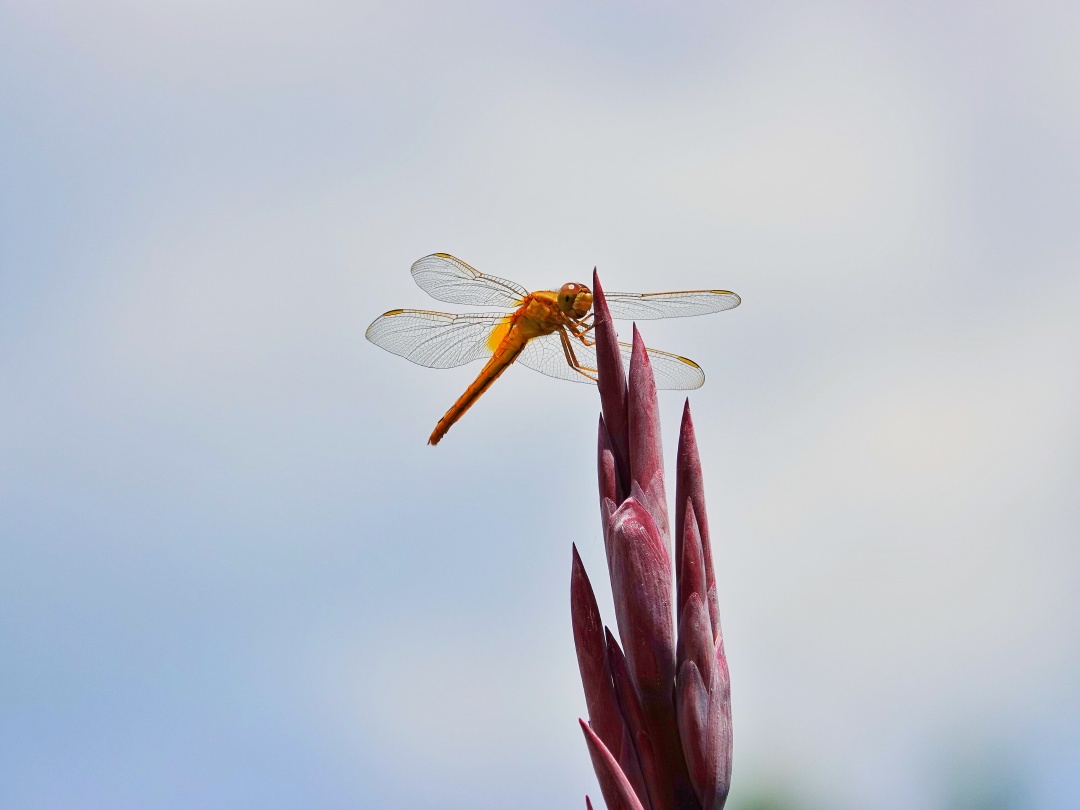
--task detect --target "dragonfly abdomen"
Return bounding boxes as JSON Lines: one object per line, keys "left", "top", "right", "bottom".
{"left": 428, "top": 325, "right": 529, "bottom": 446}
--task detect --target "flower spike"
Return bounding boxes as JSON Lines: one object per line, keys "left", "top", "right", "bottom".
{"left": 574, "top": 271, "right": 732, "bottom": 810}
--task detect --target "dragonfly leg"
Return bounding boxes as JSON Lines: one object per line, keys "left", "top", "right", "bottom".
{"left": 566, "top": 317, "right": 597, "bottom": 347}
{"left": 559, "top": 329, "right": 598, "bottom": 381}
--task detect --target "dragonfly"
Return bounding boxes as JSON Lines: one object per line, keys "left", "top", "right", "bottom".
{"left": 365, "top": 254, "right": 741, "bottom": 445}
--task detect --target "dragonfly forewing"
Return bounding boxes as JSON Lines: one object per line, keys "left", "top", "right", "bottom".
{"left": 410, "top": 254, "right": 529, "bottom": 308}
{"left": 604, "top": 289, "right": 741, "bottom": 320}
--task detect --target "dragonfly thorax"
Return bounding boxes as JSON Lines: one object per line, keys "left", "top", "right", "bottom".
{"left": 557, "top": 282, "right": 593, "bottom": 319}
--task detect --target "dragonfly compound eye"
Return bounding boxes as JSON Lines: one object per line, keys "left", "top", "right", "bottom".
{"left": 558, "top": 282, "right": 593, "bottom": 318}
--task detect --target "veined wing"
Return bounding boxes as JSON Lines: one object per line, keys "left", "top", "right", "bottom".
{"left": 604, "top": 289, "right": 741, "bottom": 320}
{"left": 365, "top": 309, "right": 507, "bottom": 368}
{"left": 411, "top": 253, "right": 529, "bottom": 308}
{"left": 518, "top": 331, "right": 705, "bottom": 390}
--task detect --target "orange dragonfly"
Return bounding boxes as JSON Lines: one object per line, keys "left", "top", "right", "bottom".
{"left": 366, "top": 254, "right": 741, "bottom": 445}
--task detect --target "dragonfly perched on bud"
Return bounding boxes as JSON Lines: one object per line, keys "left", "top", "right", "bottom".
{"left": 365, "top": 254, "right": 741, "bottom": 445}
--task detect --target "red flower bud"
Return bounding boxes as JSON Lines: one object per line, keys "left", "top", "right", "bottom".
{"left": 580, "top": 719, "right": 649, "bottom": 810}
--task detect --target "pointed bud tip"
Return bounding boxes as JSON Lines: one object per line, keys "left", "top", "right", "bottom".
{"left": 579, "top": 718, "right": 648, "bottom": 810}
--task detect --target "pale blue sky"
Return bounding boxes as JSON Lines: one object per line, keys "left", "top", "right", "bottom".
{"left": 2, "top": 2, "right": 1078, "bottom": 808}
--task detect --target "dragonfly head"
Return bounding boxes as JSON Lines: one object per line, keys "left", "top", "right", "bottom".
{"left": 557, "top": 282, "right": 593, "bottom": 319}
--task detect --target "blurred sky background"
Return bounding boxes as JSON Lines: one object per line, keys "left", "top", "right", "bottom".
{"left": 1, "top": 1, "right": 1078, "bottom": 808}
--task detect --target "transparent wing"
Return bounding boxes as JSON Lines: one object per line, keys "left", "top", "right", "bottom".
{"left": 518, "top": 331, "right": 705, "bottom": 390}
{"left": 604, "top": 289, "right": 741, "bottom": 320}
{"left": 410, "top": 253, "right": 529, "bottom": 308}
{"left": 365, "top": 309, "right": 507, "bottom": 368}
{"left": 517, "top": 331, "right": 598, "bottom": 384}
